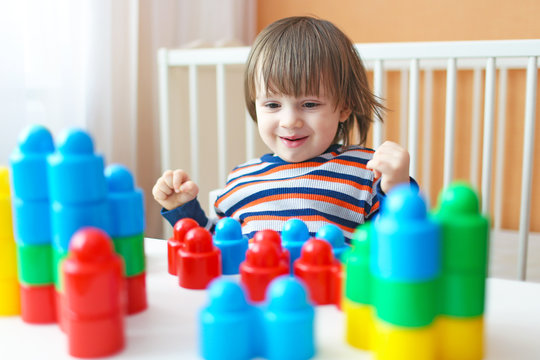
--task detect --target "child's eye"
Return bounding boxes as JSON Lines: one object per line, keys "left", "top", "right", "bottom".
{"left": 303, "top": 102, "right": 320, "bottom": 109}
{"left": 265, "top": 102, "right": 280, "bottom": 109}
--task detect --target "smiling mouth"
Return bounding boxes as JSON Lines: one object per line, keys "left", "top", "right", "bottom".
{"left": 279, "top": 136, "right": 308, "bottom": 148}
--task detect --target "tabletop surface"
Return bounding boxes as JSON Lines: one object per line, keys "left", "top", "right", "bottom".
{"left": 2, "top": 238, "right": 540, "bottom": 360}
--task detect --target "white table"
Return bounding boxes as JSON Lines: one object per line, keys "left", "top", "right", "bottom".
{"left": 1, "top": 238, "right": 539, "bottom": 359}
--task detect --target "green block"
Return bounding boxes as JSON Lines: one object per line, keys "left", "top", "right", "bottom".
{"left": 113, "top": 234, "right": 145, "bottom": 277}
{"left": 440, "top": 273, "right": 486, "bottom": 317}
{"left": 345, "top": 223, "right": 372, "bottom": 304}
{"left": 53, "top": 246, "right": 69, "bottom": 291}
{"left": 433, "top": 182, "right": 490, "bottom": 275}
{"left": 16, "top": 243, "right": 54, "bottom": 285}
{"left": 373, "top": 276, "right": 439, "bottom": 328}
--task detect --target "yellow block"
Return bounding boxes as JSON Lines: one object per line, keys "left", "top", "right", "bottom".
{"left": 344, "top": 298, "right": 375, "bottom": 350}
{"left": 436, "top": 315, "right": 484, "bottom": 360}
{"left": 0, "top": 167, "right": 19, "bottom": 316}
{"left": 374, "top": 319, "right": 436, "bottom": 360}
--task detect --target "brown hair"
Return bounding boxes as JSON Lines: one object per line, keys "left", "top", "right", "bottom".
{"left": 244, "top": 16, "right": 384, "bottom": 147}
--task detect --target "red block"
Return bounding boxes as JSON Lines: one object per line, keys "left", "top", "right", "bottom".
{"left": 177, "top": 227, "right": 221, "bottom": 290}
{"left": 253, "top": 230, "right": 290, "bottom": 268}
{"left": 63, "top": 227, "right": 125, "bottom": 358}
{"left": 293, "top": 238, "right": 342, "bottom": 306}
{"left": 240, "top": 239, "right": 289, "bottom": 302}
{"left": 168, "top": 218, "right": 199, "bottom": 275}
{"left": 20, "top": 283, "right": 57, "bottom": 324}
{"left": 56, "top": 290, "right": 67, "bottom": 333}
{"left": 126, "top": 272, "right": 147, "bottom": 315}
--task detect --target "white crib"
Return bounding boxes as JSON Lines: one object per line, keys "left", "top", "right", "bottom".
{"left": 157, "top": 39, "right": 540, "bottom": 281}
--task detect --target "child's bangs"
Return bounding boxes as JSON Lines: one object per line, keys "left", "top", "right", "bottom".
{"left": 257, "top": 44, "right": 335, "bottom": 99}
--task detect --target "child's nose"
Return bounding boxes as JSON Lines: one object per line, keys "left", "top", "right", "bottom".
{"left": 279, "top": 109, "right": 302, "bottom": 129}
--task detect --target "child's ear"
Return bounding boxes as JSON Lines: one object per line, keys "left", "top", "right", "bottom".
{"left": 339, "top": 107, "right": 352, "bottom": 122}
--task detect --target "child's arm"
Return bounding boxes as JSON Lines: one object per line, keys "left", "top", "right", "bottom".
{"left": 366, "top": 141, "right": 411, "bottom": 194}
{"left": 152, "top": 169, "right": 199, "bottom": 211}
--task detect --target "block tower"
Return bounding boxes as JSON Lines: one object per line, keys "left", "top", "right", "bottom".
{"left": 433, "top": 182, "right": 489, "bottom": 360}
{"left": 105, "top": 164, "right": 147, "bottom": 314}
{"left": 47, "top": 128, "right": 110, "bottom": 329}
{"left": 0, "top": 167, "right": 20, "bottom": 316}
{"left": 9, "top": 125, "right": 57, "bottom": 323}
{"left": 371, "top": 184, "right": 440, "bottom": 360}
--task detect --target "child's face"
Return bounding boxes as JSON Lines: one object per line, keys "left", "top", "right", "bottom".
{"left": 255, "top": 84, "right": 351, "bottom": 163}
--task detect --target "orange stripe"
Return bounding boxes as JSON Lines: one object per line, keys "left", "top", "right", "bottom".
{"left": 215, "top": 174, "right": 374, "bottom": 208}
{"left": 230, "top": 193, "right": 367, "bottom": 218}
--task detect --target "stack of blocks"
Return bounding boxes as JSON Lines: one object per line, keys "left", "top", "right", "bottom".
{"left": 200, "top": 276, "right": 315, "bottom": 360}
{"left": 3, "top": 124, "right": 146, "bottom": 358}
{"left": 0, "top": 167, "right": 20, "bottom": 316}
{"left": 344, "top": 183, "right": 489, "bottom": 360}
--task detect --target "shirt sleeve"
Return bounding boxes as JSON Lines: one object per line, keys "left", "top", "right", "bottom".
{"left": 366, "top": 176, "right": 419, "bottom": 220}
{"left": 160, "top": 198, "right": 209, "bottom": 228}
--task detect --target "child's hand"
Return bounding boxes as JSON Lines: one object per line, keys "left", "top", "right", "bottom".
{"left": 152, "top": 169, "right": 199, "bottom": 211}
{"left": 366, "top": 141, "right": 410, "bottom": 194}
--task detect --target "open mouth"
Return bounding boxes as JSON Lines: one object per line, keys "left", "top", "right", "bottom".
{"left": 280, "top": 136, "right": 308, "bottom": 148}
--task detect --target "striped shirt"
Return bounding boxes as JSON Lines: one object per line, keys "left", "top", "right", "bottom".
{"left": 213, "top": 144, "right": 380, "bottom": 242}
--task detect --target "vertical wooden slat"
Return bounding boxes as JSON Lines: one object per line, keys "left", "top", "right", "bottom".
{"left": 517, "top": 56, "right": 538, "bottom": 281}
{"left": 157, "top": 48, "right": 170, "bottom": 174}
{"left": 189, "top": 64, "right": 199, "bottom": 184}
{"left": 372, "top": 60, "right": 384, "bottom": 147}
{"left": 422, "top": 68, "right": 433, "bottom": 201}
{"left": 481, "top": 58, "right": 496, "bottom": 215}
{"left": 399, "top": 69, "right": 409, "bottom": 148}
{"left": 494, "top": 68, "right": 508, "bottom": 230}
{"left": 216, "top": 63, "right": 227, "bottom": 188}
{"left": 470, "top": 68, "right": 483, "bottom": 188}
{"left": 443, "top": 58, "right": 457, "bottom": 189}
{"left": 408, "top": 59, "right": 420, "bottom": 178}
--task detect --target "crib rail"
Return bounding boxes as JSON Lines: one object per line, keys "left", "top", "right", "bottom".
{"left": 158, "top": 39, "right": 540, "bottom": 281}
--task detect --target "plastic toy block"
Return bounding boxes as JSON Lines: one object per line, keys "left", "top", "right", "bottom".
{"left": 50, "top": 200, "right": 110, "bottom": 252}
{"left": 263, "top": 276, "right": 315, "bottom": 360}
{"left": 434, "top": 182, "right": 489, "bottom": 276}
{"left": 439, "top": 273, "right": 485, "bottom": 317}
{"left": 281, "top": 218, "right": 311, "bottom": 273}
{"left": 240, "top": 239, "right": 289, "bottom": 302}
{"left": 199, "top": 279, "right": 257, "bottom": 360}
{"left": 9, "top": 124, "right": 55, "bottom": 201}
{"left": 105, "top": 164, "right": 145, "bottom": 238}
{"left": 293, "top": 238, "right": 341, "bottom": 306}
{"left": 125, "top": 272, "right": 147, "bottom": 315}
{"left": 113, "top": 234, "right": 145, "bottom": 277}
{"left": 436, "top": 315, "right": 484, "bottom": 360}
{"left": 253, "top": 229, "right": 290, "bottom": 268}
{"left": 62, "top": 227, "right": 125, "bottom": 358}
{"left": 344, "top": 223, "right": 372, "bottom": 304}
{"left": 374, "top": 319, "right": 436, "bottom": 360}
{"left": 213, "top": 217, "right": 248, "bottom": 275}
{"left": 12, "top": 198, "right": 53, "bottom": 245}
{"left": 168, "top": 218, "right": 198, "bottom": 275}
{"left": 0, "top": 167, "right": 14, "bottom": 237}
{"left": 19, "top": 283, "right": 57, "bottom": 324}
{"left": 16, "top": 242, "right": 54, "bottom": 285}
{"left": 56, "top": 290, "right": 68, "bottom": 333}
{"left": 177, "top": 227, "right": 221, "bottom": 290}
{"left": 373, "top": 276, "right": 438, "bottom": 327}
{"left": 372, "top": 184, "right": 440, "bottom": 282}
{"left": 53, "top": 246, "right": 69, "bottom": 290}
{"left": 47, "top": 128, "right": 106, "bottom": 204}
{"left": 343, "top": 298, "right": 374, "bottom": 350}
{"left": 0, "top": 280, "right": 20, "bottom": 316}
{"left": 315, "top": 223, "right": 350, "bottom": 261}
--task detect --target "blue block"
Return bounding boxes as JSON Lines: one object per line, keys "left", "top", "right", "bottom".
{"left": 47, "top": 128, "right": 106, "bottom": 204}
{"left": 371, "top": 184, "right": 440, "bottom": 281}
{"left": 315, "top": 223, "right": 351, "bottom": 261}
{"left": 263, "top": 276, "right": 315, "bottom": 360}
{"left": 199, "top": 279, "right": 257, "bottom": 360}
{"left": 50, "top": 201, "right": 110, "bottom": 252}
{"left": 281, "top": 219, "right": 310, "bottom": 273}
{"left": 9, "top": 124, "right": 55, "bottom": 201}
{"left": 105, "top": 164, "right": 145, "bottom": 237}
{"left": 12, "top": 198, "right": 51, "bottom": 245}
{"left": 213, "top": 218, "right": 248, "bottom": 275}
